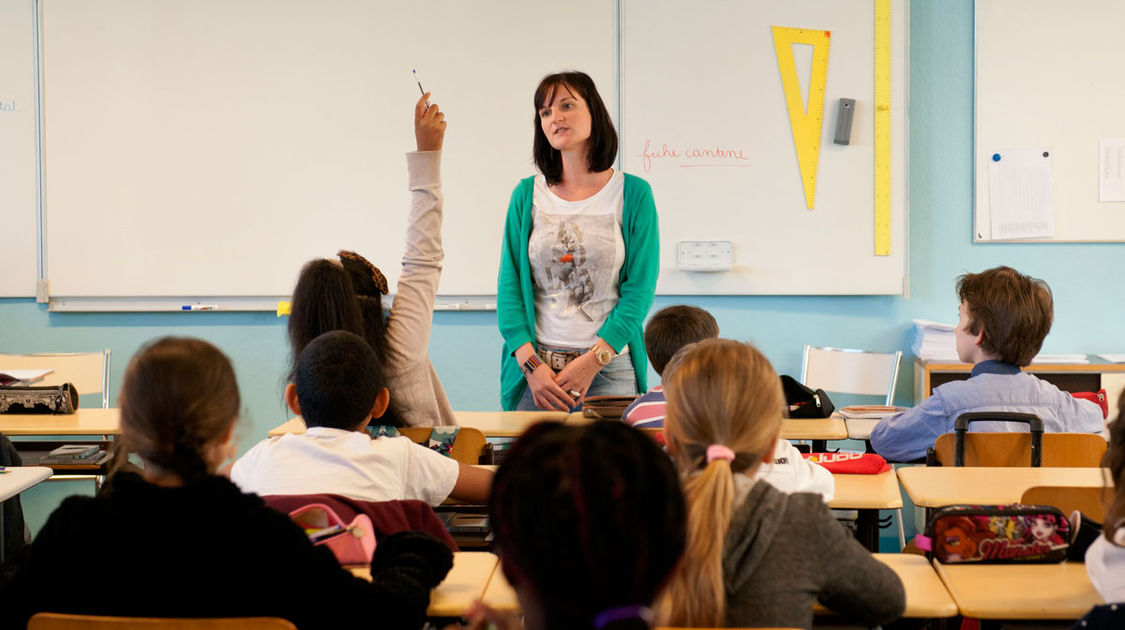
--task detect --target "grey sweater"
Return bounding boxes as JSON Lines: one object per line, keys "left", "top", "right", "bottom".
{"left": 384, "top": 151, "right": 456, "bottom": 427}
{"left": 723, "top": 478, "right": 905, "bottom": 629}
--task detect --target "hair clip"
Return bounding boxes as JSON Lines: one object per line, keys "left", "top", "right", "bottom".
{"left": 337, "top": 250, "right": 388, "bottom": 296}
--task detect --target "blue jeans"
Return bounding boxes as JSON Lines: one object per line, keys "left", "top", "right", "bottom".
{"left": 516, "top": 350, "right": 638, "bottom": 412}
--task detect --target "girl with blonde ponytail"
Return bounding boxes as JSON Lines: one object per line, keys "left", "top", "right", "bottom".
{"left": 658, "top": 339, "right": 904, "bottom": 630}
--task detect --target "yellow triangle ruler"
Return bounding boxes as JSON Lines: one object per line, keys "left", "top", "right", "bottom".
{"left": 874, "top": 0, "right": 892, "bottom": 256}
{"left": 772, "top": 25, "right": 831, "bottom": 210}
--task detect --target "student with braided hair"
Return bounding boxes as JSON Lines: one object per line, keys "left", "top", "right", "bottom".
{"left": 658, "top": 338, "right": 904, "bottom": 629}
{"left": 1, "top": 337, "right": 453, "bottom": 629}
{"left": 463, "top": 421, "right": 686, "bottom": 630}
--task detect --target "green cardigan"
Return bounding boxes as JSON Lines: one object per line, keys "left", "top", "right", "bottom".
{"left": 497, "top": 173, "right": 660, "bottom": 411}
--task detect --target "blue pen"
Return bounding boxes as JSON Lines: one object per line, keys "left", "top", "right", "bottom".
{"left": 181, "top": 305, "right": 218, "bottom": 311}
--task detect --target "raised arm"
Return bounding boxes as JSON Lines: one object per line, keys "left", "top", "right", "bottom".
{"left": 383, "top": 92, "right": 447, "bottom": 369}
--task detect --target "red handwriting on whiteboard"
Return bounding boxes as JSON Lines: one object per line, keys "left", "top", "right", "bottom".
{"left": 638, "top": 138, "right": 750, "bottom": 172}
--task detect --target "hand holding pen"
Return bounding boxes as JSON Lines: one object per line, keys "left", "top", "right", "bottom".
{"left": 414, "top": 71, "right": 446, "bottom": 152}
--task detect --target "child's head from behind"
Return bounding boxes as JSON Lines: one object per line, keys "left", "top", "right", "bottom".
{"left": 659, "top": 338, "right": 783, "bottom": 627}
{"left": 955, "top": 266, "right": 1053, "bottom": 366}
{"left": 119, "top": 337, "right": 239, "bottom": 482}
{"left": 291, "top": 330, "right": 387, "bottom": 431}
{"left": 489, "top": 421, "right": 686, "bottom": 630}
{"left": 287, "top": 253, "right": 388, "bottom": 380}
{"left": 644, "top": 305, "right": 719, "bottom": 377}
{"left": 662, "top": 338, "right": 782, "bottom": 475}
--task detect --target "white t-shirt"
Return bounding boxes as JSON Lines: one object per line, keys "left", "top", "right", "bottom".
{"left": 230, "top": 426, "right": 460, "bottom": 506}
{"left": 1087, "top": 527, "right": 1125, "bottom": 603}
{"left": 529, "top": 171, "right": 625, "bottom": 348}
{"left": 753, "top": 439, "right": 835, "bottom": 502}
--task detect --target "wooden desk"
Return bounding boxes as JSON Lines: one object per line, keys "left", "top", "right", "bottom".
{"left": 780, "top": 416, "right": 848, "bottom": 442}
{"left": 829, "top": 470, "right": 902, "bottom": 511}
{"left": 812, "top": 553, "right": 957, "bottom": 618}
{"left": 0, "top": 466, "right": 52, "bottom": 562}
{"left": 456, "top": 411, "right": 567, "bottom": 437}
{"left": 0, "top": 407, "right": 119, "bottom": 436}
{"left": 484, "top": 552, "right": 958, "bottom": 620}
{"left": 268, "top": 410, "right": 569, "bottom": 439}
{"left": 829, "top": 470, "right": 903, "bottom": 551}
{"left": 934, "top": 559, "right": 1101, "bottom": 620}
{"left": 915, "top": 357, "right": 1125, "bottom": 408}
{"left": 350, "top": 551, "right": 499, "bottom": 617}
{"left": 897, "top": 466, "right": 1109, "bottom": 508}
{"left": 0, "top": 466, "right": 52, "bottom": 502}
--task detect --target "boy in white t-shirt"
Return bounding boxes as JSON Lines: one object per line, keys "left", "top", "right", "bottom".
{"left": 623, "top": 305, "right": 833, "bottom": 501}
{"left": 231, "top": 331, "right": 492, "bottom": 505}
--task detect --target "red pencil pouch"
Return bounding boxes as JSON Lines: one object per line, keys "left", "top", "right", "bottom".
{"left": 802, "top": 452, "right": 890, "bottom": 474}
{"left": 915, "top": 504, "right": 1071, "bottom": 564}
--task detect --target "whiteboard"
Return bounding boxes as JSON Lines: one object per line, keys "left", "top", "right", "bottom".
{"left": 39, "top": 0, "right": 614, "bottom": 300}
{"left": 0, "top": 0, "right": 38, "bottom": 297}
{"left": 620, "top": 0, "right": 908, "bottom": 294}
{"left": 975, "top": 0, "right": 1125, "bottom": 242}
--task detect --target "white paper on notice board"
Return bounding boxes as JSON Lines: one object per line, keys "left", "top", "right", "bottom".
{"left": 1100, "top": 138, "right": 1125, "bottom": 202}
{"left": 987, "top": 149, "right": 1055, "bottom": 239}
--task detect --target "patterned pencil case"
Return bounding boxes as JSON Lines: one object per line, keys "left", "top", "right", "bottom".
{"left": 915, "top": 504, "right": 1071, "bottom": 564}
{"left": 0, "top": 383, "right": 78, "bottom": 414}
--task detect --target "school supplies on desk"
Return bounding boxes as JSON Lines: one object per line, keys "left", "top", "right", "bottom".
{"left": 803, "top": 452, "right": 889, "bottom": 474}
{"left": 38, "top": 444, "right": 109, "bottom": 466}
{"left": 916, "top": 504, "right": 1071, "bottom": 564}
{"left": 0, "top": 383, "right": 78, "bottom": 414}
{"left": 0, "top": 369, "right": 52, "bottom": 386}
{"left": 838, "top": 405, "right": 907, "bottom": 419}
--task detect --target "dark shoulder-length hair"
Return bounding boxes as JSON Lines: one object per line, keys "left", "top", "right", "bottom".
{"left": 532, "top": 71, "right": 618, "bottom": 185}
{"left": 287, "top": 259, "right": 365, "bottom": 380}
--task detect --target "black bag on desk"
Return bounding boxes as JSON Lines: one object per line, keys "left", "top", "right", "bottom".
{"left": 0, "top": 383, "right": 78, "bottom": 414}
{"left": 780, "top": 375, "right": 835, "bottom": 418}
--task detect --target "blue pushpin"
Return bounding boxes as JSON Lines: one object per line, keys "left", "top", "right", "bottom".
{"left": 992, "top": 153, "right": 1001, "bottom": 162}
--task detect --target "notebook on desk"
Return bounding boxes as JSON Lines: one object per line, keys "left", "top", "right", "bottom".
{"left": 0, "top": 369, "right": 53, "bottom": 386}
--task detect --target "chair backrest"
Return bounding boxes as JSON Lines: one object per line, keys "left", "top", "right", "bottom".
{"left": 799, "top": 345, "right": 901, "bottom": 405}
{"left": 932, "top": 432, "right": 1107, "bottom": 467}
{"left": 0, "top": 350, "right": 111, "bottom": 408}
{"left": 398, "top": 426, "right": 488, "bottom": 465}
{"left": 28, "top": 613, "right": 296, "bottom": 630}
{"left": 1021, "top": 485, "right": 1111, "bottom": 523}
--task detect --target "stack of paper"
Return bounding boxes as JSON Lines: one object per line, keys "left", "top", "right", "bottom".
{"left": 0, "top": 369, "right": 53, "bottom": 386}
{"left": 1030, "top": 353, "right": 1089, "bottom": 364}
{"left": 912, "top": 319, "right": 959, "bottom": 362}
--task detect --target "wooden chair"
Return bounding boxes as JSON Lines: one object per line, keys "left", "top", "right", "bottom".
{"left": 1021, "top": 484, "right": 1111, "bottom": 522}
{"left": 28, "top": 613, "right": 296, "bottom": 630}
{"left": 397, "top": 426, "right": 489, "bottom": 465}
{"left": 0, "top": 350, "right": 111, "bottom": 408}
{"left": 931, "top": 432, "right": 1107, "bottom": 467}
{"left": 800, "top": 345, "right": 905, "bottom": 548}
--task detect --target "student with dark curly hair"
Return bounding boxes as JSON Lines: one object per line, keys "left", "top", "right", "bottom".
{"left": 464, "top": 421, "right": 685, "bottom": 630}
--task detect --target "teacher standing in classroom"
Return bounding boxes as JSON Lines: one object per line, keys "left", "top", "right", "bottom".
{"left": 498, "top": 71, "right": 659, "bottom": 412}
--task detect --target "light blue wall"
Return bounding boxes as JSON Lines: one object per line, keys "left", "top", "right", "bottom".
{"left": 3, "top": 0, "right": 1123, "bottom": 531}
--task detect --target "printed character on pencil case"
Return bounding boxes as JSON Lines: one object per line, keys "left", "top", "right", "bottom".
{"left": 919, "top": 505, "right": 1071, "bottom": 563}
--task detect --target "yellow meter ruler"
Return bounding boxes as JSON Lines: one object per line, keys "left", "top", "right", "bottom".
{"left": 772, "top": 26, "right": 831, "bottom": 210}
{"left": 874, "top": 0, "right": 892, "bottom": 256}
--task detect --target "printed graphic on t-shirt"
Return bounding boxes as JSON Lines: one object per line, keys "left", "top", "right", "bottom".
{"left": 530, "top": 211, "right": 616, "bottom": 321}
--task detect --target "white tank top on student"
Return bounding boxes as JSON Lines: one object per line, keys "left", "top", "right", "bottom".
{"left": 529, "top": 170, "right": 625, "bottom": 348}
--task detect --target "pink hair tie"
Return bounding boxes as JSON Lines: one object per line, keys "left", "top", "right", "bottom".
{"left": 706, "top": 444, "right": 736, "bottom": 463}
